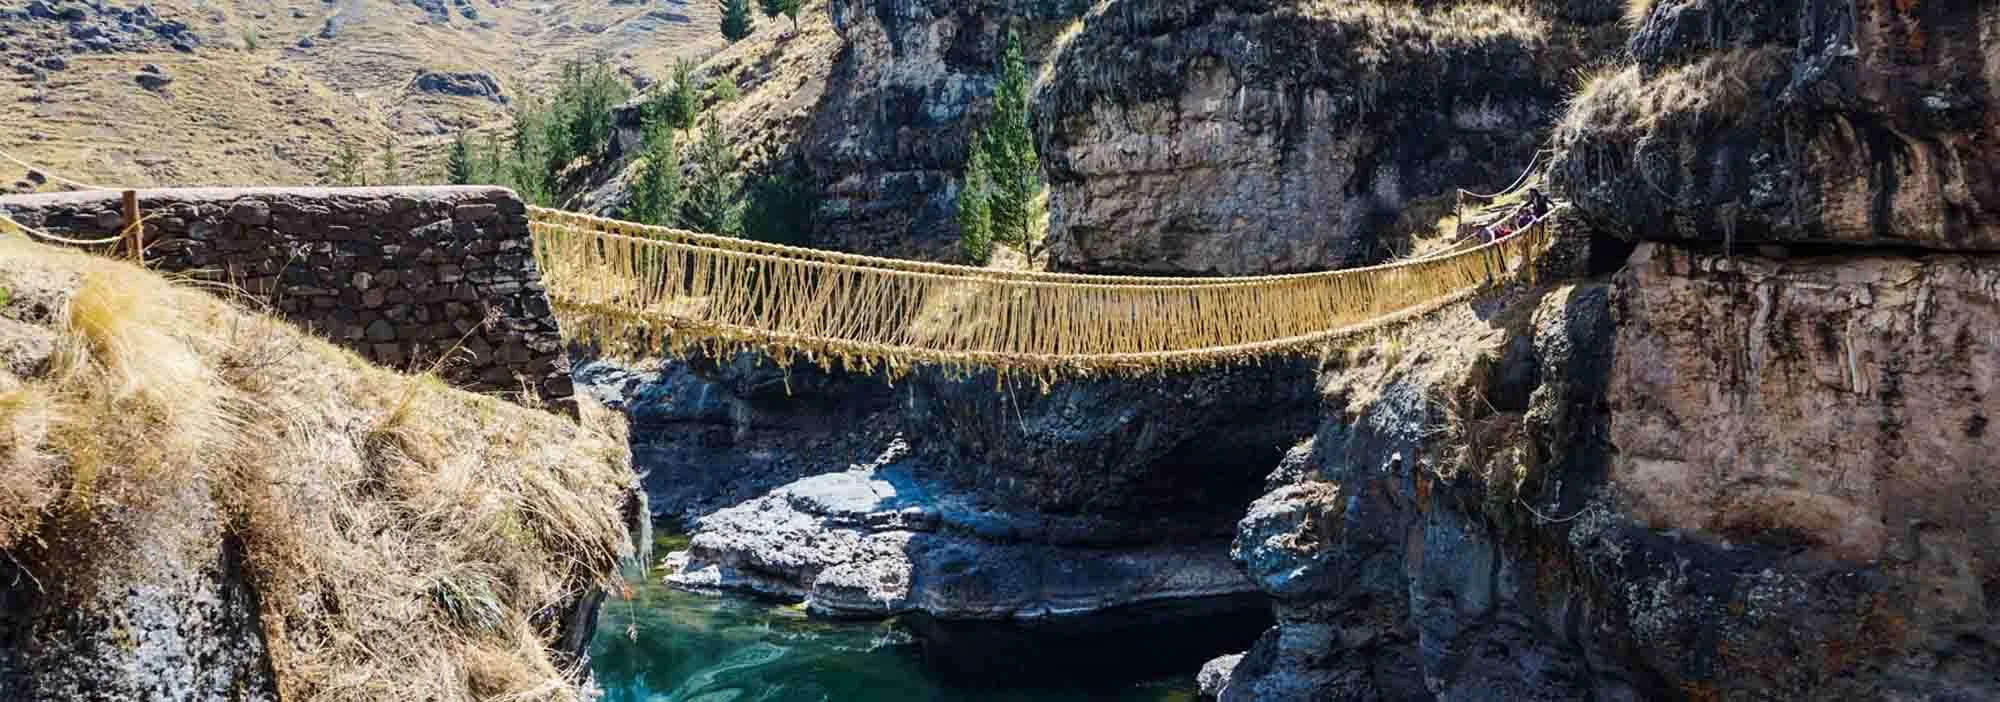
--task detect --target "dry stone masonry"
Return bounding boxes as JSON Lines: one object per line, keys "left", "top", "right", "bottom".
{"left": 0, "top": 186, "right": 571, "bottom": 406}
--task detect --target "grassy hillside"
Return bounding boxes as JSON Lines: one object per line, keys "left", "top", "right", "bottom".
{"left": 0, "top": 231, "right": 639, "bottom": 700}
{"left": 0, "top": 0, "right": 722, "bottom": 188}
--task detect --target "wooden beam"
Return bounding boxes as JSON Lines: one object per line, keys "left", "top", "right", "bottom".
{"left": 120, "top": 189, "right": 141, "bottom": 262}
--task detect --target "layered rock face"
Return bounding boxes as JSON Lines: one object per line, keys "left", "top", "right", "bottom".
{"left": 804, "top": 0, "right": 1085, "bottom": 260}
{"left": 1036, "top": 0, "right": 1622, "bottom": 275}
{"left": 1218, "top": 263, "right": 2000, "bottom": 700}
{"left": 1553, "top": 0, "right": 2000, "bottom": 248}
{"left": 616, "top": 356, "right": 1317, "bottom": 621}
{"left": 1213, "top": 1, "right": 2000, "bottom": 698}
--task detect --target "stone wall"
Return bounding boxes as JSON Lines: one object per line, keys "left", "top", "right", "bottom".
{"left": 0, "top": 186, "right": 571, "bottom": 406}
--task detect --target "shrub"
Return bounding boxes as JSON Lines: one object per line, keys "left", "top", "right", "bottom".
{"left": 742, "top": 161, "right": 815, "bottom": 245}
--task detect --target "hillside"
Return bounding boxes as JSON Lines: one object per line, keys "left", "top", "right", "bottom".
{"left": 0, "top": 0, "right": 722, "bottom": 188}
{"left": 0, "top": 230, "right": 641, "bottom": 700}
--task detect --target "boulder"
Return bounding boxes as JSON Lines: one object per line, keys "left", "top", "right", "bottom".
{"left": 412, "top": 70, "right": 504, "bottom": 101}
{"left": 133, "top": 69, "right": 172, "bottom": 91}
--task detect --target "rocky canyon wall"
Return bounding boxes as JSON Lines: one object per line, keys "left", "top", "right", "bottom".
{"left": 804, "top": 0, "right": 1087, "bottom": 260}
{"left": 1034, "top": 0, "right": 1623, "bottom": 274}
{"left": 1210, "top": 1, "right": 2000, "bottom": 699}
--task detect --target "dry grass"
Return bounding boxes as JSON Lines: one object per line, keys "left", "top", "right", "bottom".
{"left": 1556, "top": 47, "right": 1787, "bottom": 142}
{"left": 1, "top": 0, "right": 722, "bottom": 187}
{"left": 1298, "top": 0, "right": 1550, "bottom": 49}
{"left": 0, "top": 233, "right": 636, "bottom": 702}
{"left": 1624, "top": 0, "right": 1658, "bottom": 28}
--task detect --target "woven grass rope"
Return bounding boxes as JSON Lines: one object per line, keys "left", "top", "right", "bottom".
{"left": 528, "top": 206, "right": 1561, "bottom": 382}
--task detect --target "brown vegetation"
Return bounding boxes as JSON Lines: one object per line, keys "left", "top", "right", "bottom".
{"left": 0, "top": 232, "right": 636, "bottom": 701}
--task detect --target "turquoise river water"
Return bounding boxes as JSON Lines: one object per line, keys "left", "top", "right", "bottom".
{"left": 589, "top": 578, "right": 1205, "bottom": 702}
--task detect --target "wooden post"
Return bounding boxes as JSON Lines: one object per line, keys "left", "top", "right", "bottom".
{"left": 120, "top": 189, "right": 141, "bottom": 263}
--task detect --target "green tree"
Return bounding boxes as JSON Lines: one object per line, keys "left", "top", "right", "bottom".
{"left": 681, "top": 118, "right": 742, "bottom": 236}
{"left": 985, "top": 31, "right": 1039, "bottom": 250}
{"left": 379, "top": 133, "right": 402, "bottom": 185}
{"left": 479, "top": 133, "right": 508, "bottom": 185}
{"left": 955, "top": 145, "right": 994, "bottom": 263}
{"left": 720, "top": 0, "right": 755, "bottom": 42}
{"left": 742, "top": 160, "right": 815, "bottom": 245}
{"left": 957, "top": 31, "right": 1040, "bottom": 262}
{"left": 447, "top": 131, "right": 475, "bottom": 184}
{"left": 328, "top": 141, "right": 366, "bottom": 186}
{"left": 646, "top": 59, "right": 700, "bottom": 130}
{"left": 626, "top": 120, "right": 683, "bottom": 227}
{"left": 507, "top": 96, "right": 560, "bottom": 205}
{"left": 552, "top": 57, "right": 631, "bottom": 167}
{"left": 758, "top": 0, "right": 800, "bottom": 32}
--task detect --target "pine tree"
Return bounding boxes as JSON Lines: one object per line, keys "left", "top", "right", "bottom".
{"left": 956, "top": 145, "right": 994, "bottom": 263}
{"left": 682, "top": 118, "right": 742, "bottom": 236}
{"left": 647, "top": 59, "right": 701, "bottom": 130}
{"left": 447, "top": 131, "right": 475, "bottom": 184}
{"left": 328, "top": 141, "right": 366, "bottom": 186}
{"left": 986, "top": 31, "right": 1038, "bottom": 248}
{"left": 479, "top": 133, "right": 507, "bottom": 186}
{"left": 555, "top": 57, "right": 629, "bottom": 162}
{"left": 742, "top": 160, "right": 815, "bottom": 245}
{"left": 627, "top": 120, "right": 683, "bottom": 227}
{"left": 720, "top": 0, "right": 754, "bottom": 43}
{"left": 379, "top": 133, "right": 402, "bottom": 185}
{"left": 507, "top": 98, "right": 558, "bottom": 205}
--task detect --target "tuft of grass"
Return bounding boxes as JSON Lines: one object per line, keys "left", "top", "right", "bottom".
{"left": 1623, "top": 0, "right": 1658, "bottom": 28}
{"left": 1556, "top": 47, "right": 1787, "bottom": 145}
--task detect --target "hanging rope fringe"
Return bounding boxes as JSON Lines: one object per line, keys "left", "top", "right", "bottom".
{"left": 528, "top": 205, "right": 1564, "bottom": 382}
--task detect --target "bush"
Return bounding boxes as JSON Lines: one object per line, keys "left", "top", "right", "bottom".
{"left": 711, "top": 73, "right": 739, "bottom": 103}
{"left": 742, "top": 161, "right": 815, "bottom": 245}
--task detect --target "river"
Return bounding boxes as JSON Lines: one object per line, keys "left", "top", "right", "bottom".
{"left": 589, "top": 539, "right": 1259, "bottom": 701}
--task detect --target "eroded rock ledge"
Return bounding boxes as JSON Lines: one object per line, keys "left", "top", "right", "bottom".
{"left": 666, "top": 450, "right": 1256, "bottom": 619}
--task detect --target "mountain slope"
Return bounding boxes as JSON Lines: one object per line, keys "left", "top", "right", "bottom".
{"left": 0, "top": 0, "right": 723, "bottom": 188}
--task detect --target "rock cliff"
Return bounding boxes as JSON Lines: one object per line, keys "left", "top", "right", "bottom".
{"left": 1208, "top": 1, "right": 2000, "bottom": 698}
{"left": 599, "top": 356, "right": 1314, "bottom": 624}
{"left": 802, "top": 0, "right": 1086, "bottom": 260}
{"left": 1552, "top": 0, "right": 2000, "bottom": 249}
{"left": 1035, "top": 0, "right": 1622, "bottom": 274}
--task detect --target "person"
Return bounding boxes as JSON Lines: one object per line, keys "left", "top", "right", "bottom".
{"left": 1525, "top": 188, "right": 1552, "bottom": 218}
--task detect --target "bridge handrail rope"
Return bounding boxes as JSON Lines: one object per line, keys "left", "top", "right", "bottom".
{"left": 529, "top": 205, "right": 1562, "bottom": 380}
{"left": 533, "top": 207, "right": 1380, "bottom": 286}
{"left": 1456, "top": 148, "right": 1551, "bottom": 203}
{"left": 0, "top": 148, "right": 114, "bottom": 192}
{"left": 0, "top": 149, "right": 147, "bottom": 254}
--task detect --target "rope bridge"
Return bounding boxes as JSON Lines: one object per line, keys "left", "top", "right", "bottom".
{"left": 527, "top": 203, "right": 1561, "bottom": 380}
{"left": 0, "top": 146, "right": 1563, "bottom": 380}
